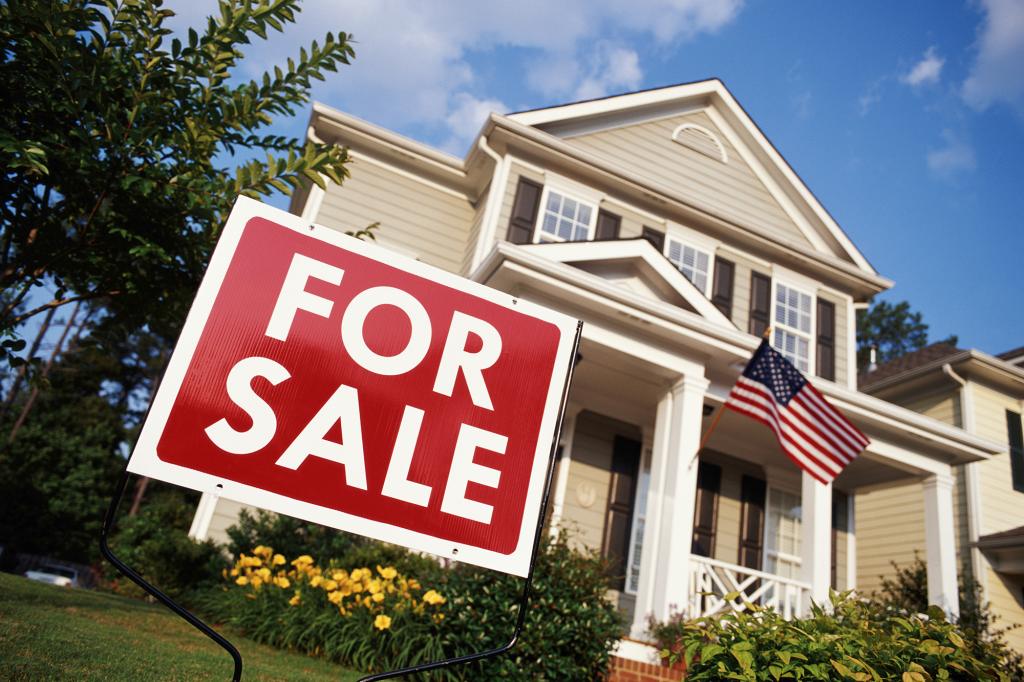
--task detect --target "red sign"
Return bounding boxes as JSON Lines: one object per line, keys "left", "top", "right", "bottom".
{"left": 128, "top": 197, "right": 579, "bottom": 576}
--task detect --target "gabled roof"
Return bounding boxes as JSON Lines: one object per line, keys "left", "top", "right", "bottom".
{"left": 507, "top": 79, "right": 878, "bottom": 277}
{"left": 859, "top": 342, "right": 964, "bottom": 390}
{"left": 518, "top": 238, "right": 736, "bottom": 329}
{"left": 860, "top": 341, "right": 1024, "bottom": 397}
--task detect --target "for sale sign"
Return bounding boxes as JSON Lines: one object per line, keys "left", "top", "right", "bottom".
{"left": 128, "top": 197, "right": 579, "bottom": 576}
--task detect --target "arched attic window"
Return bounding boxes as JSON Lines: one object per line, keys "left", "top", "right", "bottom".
{"left": 671, "top": 123, "right": 728, "bottom": 164}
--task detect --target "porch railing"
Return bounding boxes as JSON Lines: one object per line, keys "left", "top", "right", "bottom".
{"left": 688, "top": 555, "right": 811, "bottom": 620}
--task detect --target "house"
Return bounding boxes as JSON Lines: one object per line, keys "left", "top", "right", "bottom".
{"left": 187, "top": 79, "right": 1005, "bottom": 671}
{"left": 858, "top": 343, "right": 1024, "bottom": 653}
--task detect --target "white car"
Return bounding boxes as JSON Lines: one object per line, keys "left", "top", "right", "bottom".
{"left": 25, "top": 564, "right": 80, "bottom": 588}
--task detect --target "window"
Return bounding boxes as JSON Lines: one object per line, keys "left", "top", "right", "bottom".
{"left": 537, "top": 189, "right": 596, "bottom": 243}
{"left": 773, "top": 282, "right": 813, "bottom": 372}
{"left": 764, "top": 488, "right": 802, "bottom": 611}
{"left": 1008, "top": 410, "right": 1024, "bottom": 493}
{"left": 666, "top": 237, "right": 711, "bottom": 294}
{"left": 625, "top": 459, "right": 650, "bottom": 595}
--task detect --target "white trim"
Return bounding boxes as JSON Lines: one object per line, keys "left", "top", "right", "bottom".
{"left": 469, "top": 137, "right": 508, "bottom": 273}
{"left": 349, "top": 150, "right": 468, "bottom": 200}
{"left": 671, "top": 122, "right": 728, "bottom": 163}
{"left": 188, "top": 492, "right": 219, "bottom": 541}
{"left": 846, "top": 297, "right": 858, "bottom": 389}
{"left": 624, "top": 445, "right": 652, "bottom": 595}
{"left": 923, "top": 471, "right": 960, "bottom": 618}
{"left": 299, "top": 183, "right": 325, "bottom": 223}
{"left": 612, "top": 638, "right": 662, "bottom": 665}
{"left": 541, "top": 171, "right": 604, "bottom": 205}
{"left": 127, "top": 196, "right": 580, "bottom": 578}
{"left": 517, "top": 239, "right": 735, "bottom": 328}
{"left": 845, "top": 493, "right": 856, "bottom": 590}
{"left": 533, "top": 184, "right": 599, "bottom": 243}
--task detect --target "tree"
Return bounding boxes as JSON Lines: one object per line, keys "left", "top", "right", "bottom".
{"left": 856, "top": 299, "right": 957, "bottom": 371}
{"left": 0, "top": 0, "right": 354, "bottom": 367}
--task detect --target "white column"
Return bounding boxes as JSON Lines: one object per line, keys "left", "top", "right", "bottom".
{"left": 548, "top": 405, "right": 583, "bottom": 532}
{"left": 630, "top": 374, "right": 708, "bottom": 638}
{"left": 188, "top": 491, "right": 220, "bottom": 541}
{"left": 923, "top": 472, "right": 960, "bottom": 618}
{"left": 800, "top": 472, "right": 832, "bottom": 607}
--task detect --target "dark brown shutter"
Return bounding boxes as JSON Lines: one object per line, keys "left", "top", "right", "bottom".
{"left": 738, "top": 475, "right": 766, "bottom": 571}
{"left": 1008, "top": 410, "right": 1024, "bottom": 493}
{"left": 831, "top": 490, "right": 849, "bottom": 589}
{"left": 641, "top": 225, "right": 665, "bottom": 253}
{"left": 711, "top": 257, "right": 735, "bottom": 318}
{"left": 691, "top": 462, "right": 721, "bottom": 557}
{"left": 505, "top": 177, "right": 543, "bottom": 244}
{"left": 816, "top": 298, "right": 836, "bottom": 381}
{"left": 595, "top": 209, "right": 621, "bottom": 240}
{"left": 748, "top": 272, "right": 771, "bottom": 337}
{"left": 602, "top": 436, "right": 641, "bottom": 590}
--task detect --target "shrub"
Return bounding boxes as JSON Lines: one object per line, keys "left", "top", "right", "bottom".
{"left": 440, "top": 530, "right": 624, "bottom": 681}
{"left": 876, "top": 555, "right": 1024, "bottom": 678}
{"left": 104, "top": 490, "right": 225, "bottom": 600}
{"left": 659, "top": 593, "right": 1006, "bottom": 681}
{"left": 201, "top": 546, "right": 450, "bottom": 673}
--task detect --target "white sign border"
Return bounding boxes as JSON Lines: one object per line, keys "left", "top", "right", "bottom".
{"left": 127, "top": 196, "right": 579, "bottom": 578}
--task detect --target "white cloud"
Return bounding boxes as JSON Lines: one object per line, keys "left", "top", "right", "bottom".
{"left": 962, "top": 0, "right": 1024, "bottom": 114}
{"left": 901, "top": 46, "right": 944, "bottom": 87}
{"left": 858, "top": 78, "right": 885, "bottom": 115}
{"left": 926, "top": 129, "right": 977, "bottom": 179}
{"left": 166, "top": 0, "right": 744, "bottom": 147}
{"left": 441, "top": 93, "right": 508, "bottom": 155}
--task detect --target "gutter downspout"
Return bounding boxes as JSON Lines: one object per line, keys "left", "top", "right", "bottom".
{"left": 942, "top": 363, "right": 986, "bottom": 597}
{"left": 470, "top": 134, "right": 510, "bottom": 274}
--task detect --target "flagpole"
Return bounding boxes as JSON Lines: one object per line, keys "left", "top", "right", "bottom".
{"left": 689, "top": 326, "right": 771, "bottom": 469}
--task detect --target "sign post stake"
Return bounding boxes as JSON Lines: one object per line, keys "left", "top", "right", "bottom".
{"left": 359, "top": 321, "right": 582, "bottom": 682}
{"left": 100, "top": 470, "right": 244, "bottom": 682}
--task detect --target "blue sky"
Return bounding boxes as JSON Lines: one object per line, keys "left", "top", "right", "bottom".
{"left": 172, "top": 0, "right": 1024, "bottom": 356}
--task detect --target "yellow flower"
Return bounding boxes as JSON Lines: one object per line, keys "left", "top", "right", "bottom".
{"left": 229, "top": 567, "right": 239, "bottom": 577}
{"left": 291, "top": 554, "right": 314, "bottom": 568}
{"left": 331, "top": 570, "right": 347, "bottom": 581}
{"left": 310, "top": 575, "right": 324, "bottom": 588}
{"left": 422, "top": 590, "right": 446, "bottom": 606}
{"left": 250, "top": 576, "right": 263, "bottom": 589}
{"left": 235, "top": 576, "right": 249, "bottom": 586}
{"left": 407, "top": 579, "right": 421, "bottom": 591}
{"left": 350, "top": 568, "right": 368, "bottom": 581}
{"left": 377, "top": 565, "right": 398, "bottom": 580}
{"left": 274, "top": 577, "right": 291, "bottom": 589}
{"left": 372, "top": 592, "right": 385, "bottom": 603}
{"left": 257, "top": 567, "right": 271, "bottom": 580}
{"left": 323, "top": 579, "right": 338, "bottom": 592}
{"left": 374, "top": 614, "right": 392, "bottom": 630}
{"left": 362, "top": 596, "right": 372, "bottom": 608}
{"left": 272, "top": 554, "right": 286, "bottom": 566}
{"left": 328, "top": 590, "right": 343, "bottom": 604}
{"left": 289, "top": 592, "right": 301, "bottom": 606}
{"left": 253, "top": 545, "right": 273, "bottom": 558}
{"left": 368, "top": 579, "right": 382, "bottom": 595}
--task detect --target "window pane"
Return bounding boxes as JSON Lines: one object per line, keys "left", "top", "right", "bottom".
{"left": 542, "top": 213, "right": 558, "bottom": 234}
{"left": 546, "top": 193, "right": 560, "bottom": 212}
{"left": 558, "top": 218, "right": 573, "bottom": 240}
{"left": 577, "top": 205, "right": 592, "bottom": 226}
{"left": 562, "top": 197, "right": 577, "bottom": 219}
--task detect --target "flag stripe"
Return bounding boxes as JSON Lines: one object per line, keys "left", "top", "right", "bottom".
{"left": 730, "top": 383, "right": 843, "bottom": 474}
{"left": 724, "top": 339, "right": 870, "bottom": 484}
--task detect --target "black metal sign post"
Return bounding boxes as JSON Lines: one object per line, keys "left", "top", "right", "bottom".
{"left": 99, "top": 321, "right": 581, "bottom": 681}
{"left": 100, "top": 470, "right": 245, "bottom": 681}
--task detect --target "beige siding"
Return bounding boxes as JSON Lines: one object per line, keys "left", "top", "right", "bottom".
{"left": 900, "top": 387, "right": 962, "bottom": 427}
{"left": 317, "top": 154, "right": 473, "bottom": 274}
{"left": 835, "top": 518, "right": 849, "bottom": 590}
{"left": 565, "top": 111, "right": 812, "bottom": 249}
{"left": 816, "top": 289, "right": 848, "bottom": 387}
{"left": 987, "top": 567, "right": 1024, "bottom": 653}
{"left": 600, "top": 198, "right": 647, "bottom": 240}
{"left": 207, "top": 498, "right": 257, "bottom": 546}
{"left": 559, "top": 411, "right": 642, "bottom": 553}
{"left": 971, "top": 383, "right": 1024, "bottom": 535}
{"left": 855, "top": 482, "right": 927, "bottom": 595}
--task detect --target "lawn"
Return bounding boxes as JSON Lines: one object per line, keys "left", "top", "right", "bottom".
{"left": 0, "top": 572, "right": 362, "bottom": 681}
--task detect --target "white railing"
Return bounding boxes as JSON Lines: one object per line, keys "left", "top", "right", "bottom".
{"left": 688, "top": 555, "right": 811, "bottom": 620}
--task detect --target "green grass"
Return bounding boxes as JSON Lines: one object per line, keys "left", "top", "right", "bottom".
{"left": 0, "top": 572, "right": 363, "bottom": 681}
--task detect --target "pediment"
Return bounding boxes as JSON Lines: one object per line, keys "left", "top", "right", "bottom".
{"left": 508, "top": 80, "right": 877, "bottom": 274}
{"left": 519, "top": 239, "right": 735, "bottom": 328}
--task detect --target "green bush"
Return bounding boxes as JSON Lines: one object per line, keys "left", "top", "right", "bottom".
{"left": 876, "top": 555, "right": 1024, "bottom": 678}
{"left": 440, "top": 530, "right": 624, "bottom": 680}
{"left": 660, "top": 593, "right": 1006, "bottom": 681}
{"left": 104, "top": 490, "right": 225, "bottom": 600}
{"left": 203, "top": 526, "right": 622, "bottom": 680}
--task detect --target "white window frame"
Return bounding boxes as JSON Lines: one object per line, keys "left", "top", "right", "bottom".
{"left": 771, "top": 277, "right": 816, "bottom": 375}
{"left": 662, "top": 222, "right": 719, "bottom": 296}
{"left": 532, "top": 175, "right": 601, "bottom": 244}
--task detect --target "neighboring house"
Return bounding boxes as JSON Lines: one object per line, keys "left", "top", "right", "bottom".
{"left": 858, "top": 343, "right": 1024, "bottom": 652}
{"left": 187, "top": 79, "right": 1004, "bottom": 672}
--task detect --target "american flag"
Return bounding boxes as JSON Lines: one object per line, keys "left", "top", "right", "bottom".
{"left": 725, "top": 339, "right": 870, "bottom": 484}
